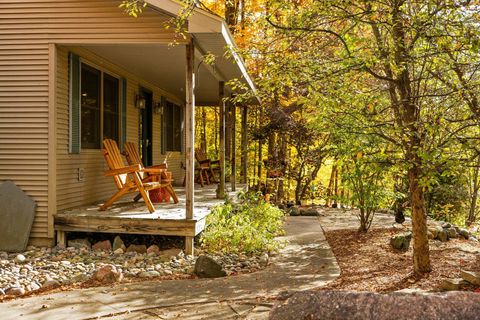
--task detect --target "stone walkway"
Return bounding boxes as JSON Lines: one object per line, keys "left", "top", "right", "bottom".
{"left": 0, "top": 216, "right": 340, "bottom": 320}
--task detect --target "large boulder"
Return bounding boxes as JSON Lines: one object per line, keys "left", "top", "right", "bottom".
{"left": 299, "top": 208, "right": 319, "bottom": 216}
{"left": 194, "top": 255, "right": 226, "bottom": 278}
{"left": 126, "top": 244, "right": 147, "bottom": 254}
{"left": 112, "top": 236, "right": 126, "bottom": 252}
{"left": 390, "top": 232, "right": 412, "bottom": 252}
{"left": 269, "top": 291, "right": 480, "bottom": 320}
{"left": 461, "top": 270, "right": 480, "bottom": 286}
{"left": 288, "top": 207, "right": 300, "bottom": 216}
{"left": 458, "top": 228, "right": 470, "bottom": 239}
{"left": 446, "top": 227, "right": 458, "bottom": 239}
{"left": 436, "top": 230, "right": 448, "bottom": 242}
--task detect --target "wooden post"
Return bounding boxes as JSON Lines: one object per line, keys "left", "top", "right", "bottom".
{"left": 185, "top": 40, "right": 195, "bottom": 255}
{"left": 217, "top": 81, "right": 226, "bottom": 199}
{"left": 56, "top": 230, "right": 66, "bottom": 247}
{"left": 241, "top": 105, "right": 248, "bottom": 185}
{"left": 231, "top": 103, "right": 237, "bottom": 191}
{"left": 225, "top": 103, "right": 231, "bottom": 177}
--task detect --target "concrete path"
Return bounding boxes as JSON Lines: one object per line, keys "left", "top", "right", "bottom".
{"left": 0, "top": 216, "right": 340, "bottom": 320}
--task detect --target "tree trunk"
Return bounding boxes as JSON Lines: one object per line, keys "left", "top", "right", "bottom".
{"left": 408, "top": 165, "right": 431, "bottom": 275}
{"left": 467, "top": 157, "right": 480, "bottom": 226}
{"left": 326, "top": 165, "right": 337, "bottom": 207}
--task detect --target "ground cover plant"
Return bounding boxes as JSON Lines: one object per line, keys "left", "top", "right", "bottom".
{"left": 200, "top": 191, "right": 285, "bottom": 254}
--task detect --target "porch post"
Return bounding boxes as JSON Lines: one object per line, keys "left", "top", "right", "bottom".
{"left": 241, "top": 105, "right": 248, "bottom": 184}
{"left": 231, "top": 102, "right": 237, "bottom": 191}
{"left": 217, "top": 81, "right": 226, "bottom": 199}
{"left": 185, "top": 39, "right": 195, "bottom": 255}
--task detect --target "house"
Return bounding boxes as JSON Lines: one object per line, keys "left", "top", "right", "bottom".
{"left": 0, "top": 0, "right": 257, "bottom": 253}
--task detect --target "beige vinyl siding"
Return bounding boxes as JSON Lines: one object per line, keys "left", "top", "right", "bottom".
{"left": 0, "top": 0, "right": 183, "bottom": 240}
{"left": 0, "top": 41, "right": 49, "bottom": 239}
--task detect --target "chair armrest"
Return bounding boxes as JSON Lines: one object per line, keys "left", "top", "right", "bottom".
{"left": 104, "top": 165, "right": 141, "bottom": 176}
{"left": 142, "top": 168, "right": 167, "bottom": 175}
{"left": 198, "top": 159, "right": 211, "bottom": 165}
{"left": 145, "top": 164, "right": 167, "bottom": 170}
{"left": 210, "top": 159, "right": 220, "bottom": 165}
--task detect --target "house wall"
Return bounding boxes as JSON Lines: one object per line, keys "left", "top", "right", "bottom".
{"left": 0, "top": 0, "right": 185, "bottom": 244}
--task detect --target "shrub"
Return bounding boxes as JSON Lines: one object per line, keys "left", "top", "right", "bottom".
{"left": 200, "top": 191, "right": 285, "bottom": 254}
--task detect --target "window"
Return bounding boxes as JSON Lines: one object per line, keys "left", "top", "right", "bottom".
{"left": 80, "top": 63, "right": 120, "bottom": 149}
{"left": 164, "top": 101, "right": 183, "bottom": 152}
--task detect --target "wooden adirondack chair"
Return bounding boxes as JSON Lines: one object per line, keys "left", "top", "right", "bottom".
{"left": 194, "top": 148, "right": 219, "bottom": 184}
{"left": 123, "top": 141, "right": 179, "bottom": 203}
{"left": 100, "top": 139, "right": 172, "bottom": 213}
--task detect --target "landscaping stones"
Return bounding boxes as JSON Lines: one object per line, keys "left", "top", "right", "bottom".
{"left": 68, "top": 238, "right": 91, "bottom": 250}
{"left": 15, "top": 254, "right": 26, "bottom": 264}
{"left": 126, "top": 244, "right": 147, "bottom": 254}
{"left": 437, "top": 229, "right": 448, "bottom": 242}
{"left": 440, "top": 278, "right": 467, "bottom": 291}
{"left": 446, "top": 227, "right": 458, "bottom": 239}
{"left": 0, "top": 245, "right": 268, "bottom": 297}
{"left": 112, "top": 236, "right": 125, "bottom": 252}
{"left": 458, "top": 228, "right": 470, "bottom": 239}
{"left": 390, "top": 232, "right": 412, "bottom": 252}
{"left": 288, "top": 207, "right": 300, "bottom": 216}
{"left": 299, "top": 207, "right": 319, "bottom": 216}
{"left": 93, "top": 264, "right": 123, "bottom": 283}
{"left": 460, "top": 270, "right": 480, "bottom": 286}
{"left": 147, "top": 245, "right": 161, "bottom": 255}
{"left": 194, "top": 255, "right": 227, "bottom": 278}
{"left": 5, "top": 286, "right": 25, "bottom": 296}
{"left": 92, "top": 240, "right": 111, "bottom": 251}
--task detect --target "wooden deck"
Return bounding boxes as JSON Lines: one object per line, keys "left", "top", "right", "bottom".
{"left": 54, "top": 185, "right": 241, "bottom": 240}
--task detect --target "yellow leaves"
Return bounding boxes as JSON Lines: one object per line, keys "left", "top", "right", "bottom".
{"left": 357, "top": 152, "right": 363, "bottom": 160}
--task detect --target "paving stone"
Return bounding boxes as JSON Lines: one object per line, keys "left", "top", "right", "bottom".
{"left": 440, "top": 278, "right": 468, "bottom": 291}
{"left": 0, "top": 181, "right": 36, "bottom": 252}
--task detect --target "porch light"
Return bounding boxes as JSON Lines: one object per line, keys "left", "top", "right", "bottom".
{"left": 135, "top": 94, "right": 146, "bottom": 109}
{"left": 154, "top": 101, "right": 163, "bottom": 114}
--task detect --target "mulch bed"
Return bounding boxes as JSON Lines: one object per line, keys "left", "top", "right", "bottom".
{"left": 320, "top": 227, "right": 480, "bottom": 292}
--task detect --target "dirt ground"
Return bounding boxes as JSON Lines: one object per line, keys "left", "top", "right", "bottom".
{"left": 316, "top": 208, "right": 480, "bottom": 292}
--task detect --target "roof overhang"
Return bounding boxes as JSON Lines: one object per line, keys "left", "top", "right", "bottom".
{"left": 145, "top": 0, "right": 260, "bottom": 105}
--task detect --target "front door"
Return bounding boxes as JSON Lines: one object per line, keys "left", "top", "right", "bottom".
{"left": 139, "top": 87, "right": 153, "bottom": 166}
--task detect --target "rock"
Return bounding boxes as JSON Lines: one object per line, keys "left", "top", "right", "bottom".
{"left": 29, "top": 281, "right": 40, "bottom": 291}
{"left": 67, "top": 238, "right": 91, "bottom": 250}
{"left": 441, "top": 222, "right": 451, "bottom": 229}
{"left": 126, "top": 244, "right": 147, "bottom": 254}
{"left": 299, "top": 208, "right": 319, "bottom": 216}
{"left": 194, "top": 255, "right": 227, "bottom": 278}
{"left": 460, "top": 270, "right": 480, "bottom": 286}
{"left": 390, "top": 232, "right": 412, "bottom": 252}
{"left": 0, "top": 289, "right": 4, "bottom": 296}
{"left": 429, "top": 227, "right": 441, "bottom": 239}
{"left": 446, "top": 227, "right": 458, "bottom": 239}
{"left": 469, "top": 236, "right": 479, "bottom": 242}
{"left": 147, "top": 245, "right": 161, "bottom": 255}
{"left": 42, "top": 279, "right": 61, "bottom": 289}
{"left": 441, "top": 278, "right": 468, "bottom": 291}
{"left": 113, "top": 248, "right": 124, "bottom": 254}
{"left": 160, "top": 248, "right": 182, "bottom": 257}
{"left": 5, "top": 287, "right": 25, "bottom": 296}
{"left": 437, "top": 230, "right": 448, "bottom": 242}
{"left": 92, "top": 240, "right": 112, "bottom": 251}
{"left": 93, "top": 264, "right": 123, "bottom": 283}
{"left": 288, "top": 207, "right": 300, "bottom": 216}
{"left": 139, "top": 270, "right": 160, "bottom": 278}
{"left": 458, "top": 228, "right": 470, "bottom": 239}
{"left": 270, "top": 291, "right": 480, "bottom": 320}
{"left": 15, "top": 254, "right": 26, "bottom": 263}
{"left": 427, "top": 231, "right": 434, "bottom": 240}
{"left": 259, "top": 253, "right": 269, "bottom": 266}
{"left": 112, "top": 236, "right": 125, "bottom": 251}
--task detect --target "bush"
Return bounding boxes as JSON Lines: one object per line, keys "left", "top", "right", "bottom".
{"left": 200, "top": 191, "right": 285, "bottom": 254}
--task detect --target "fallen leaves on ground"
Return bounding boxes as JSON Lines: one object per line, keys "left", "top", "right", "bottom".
{"left": 320, "top": 227, "right": 480, "bottom": 292}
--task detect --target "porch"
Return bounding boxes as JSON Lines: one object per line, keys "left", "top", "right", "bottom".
{"left": 54, "top": 184, "right": 244, "bottom": 250}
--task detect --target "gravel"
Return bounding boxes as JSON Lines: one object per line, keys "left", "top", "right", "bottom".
{"left": 0, "top": 246, "right": 268, "bottom": 297}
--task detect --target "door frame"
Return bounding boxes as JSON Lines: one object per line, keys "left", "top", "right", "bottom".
{"left": 139, "top": 87, "right": 153, "bottom": 166}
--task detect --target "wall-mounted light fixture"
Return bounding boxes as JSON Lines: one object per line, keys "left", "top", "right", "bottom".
{"left": 154, "top": 96, "right": 166, "bottom": 114}
{"left": 135, "top": 94, "right": 146, "bottom": 109}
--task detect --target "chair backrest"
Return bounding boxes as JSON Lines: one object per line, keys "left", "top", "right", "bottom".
{"left": 103, "top": 139, "right": 130, "bottom": 189}
{"left": 195, "top": 148, "right": 207, "bottom": 163}
{"left": 124, "top": 142, "right": 144, "bottom": 167}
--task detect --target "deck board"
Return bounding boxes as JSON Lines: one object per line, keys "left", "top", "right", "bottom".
{"left": 54, "top": 185, "right": 243, "bottom": 237}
